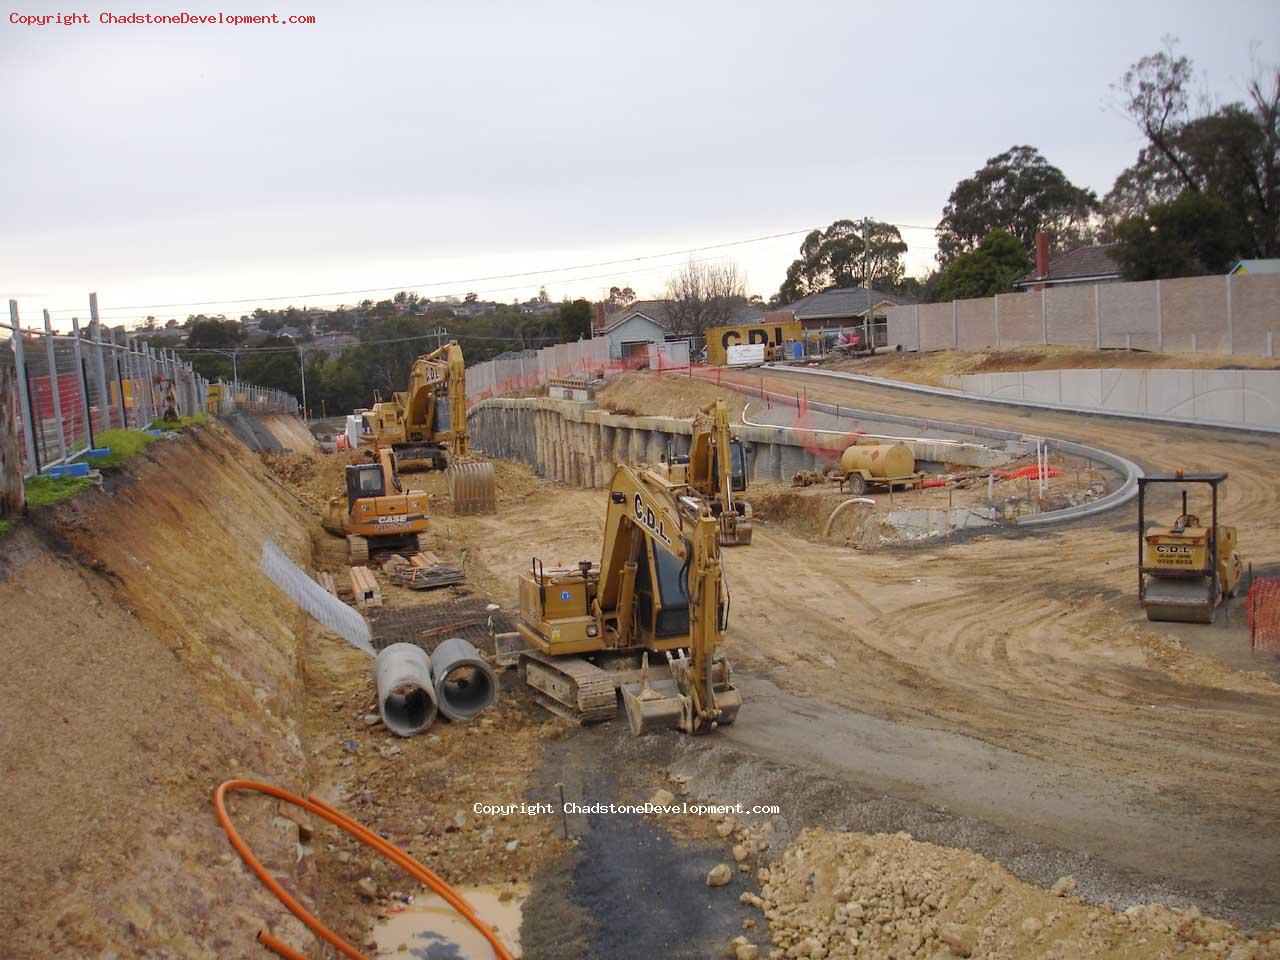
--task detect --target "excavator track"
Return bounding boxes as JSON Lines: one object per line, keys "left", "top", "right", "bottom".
{"left": 519, "top": 652, "right": 618, "bottom": 724}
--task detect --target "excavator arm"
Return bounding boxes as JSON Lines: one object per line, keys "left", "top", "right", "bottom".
{"left": 676, "top": 401, "right": 753, "bottom": 546}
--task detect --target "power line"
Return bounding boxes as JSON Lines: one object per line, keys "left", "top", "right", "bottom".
{"left": 172, "top": 328, "right": 566, "bottom": 356}
{"left": 43, "top": 227, "right": 815, "bottom": 316}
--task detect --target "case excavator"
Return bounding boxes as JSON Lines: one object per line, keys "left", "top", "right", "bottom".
{"left": 322, "top": 447, "right": 431, "bottom": 564}
{"left": 659, "top": 400, "right": 753, "bottom": 546}
{"left": 512, "top": 463, "right": 743, "bottom": 735}
{"left": 362, "top": 340, "right": 496, "bottom": 513}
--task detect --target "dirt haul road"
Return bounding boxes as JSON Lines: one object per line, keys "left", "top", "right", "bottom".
{"left": 462, "top": 371, "right": 1280, "bottom": 929}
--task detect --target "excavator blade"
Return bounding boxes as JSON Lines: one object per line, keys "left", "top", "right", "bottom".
{"left": 446, "top": 461, "right": 497, "bottom": 515}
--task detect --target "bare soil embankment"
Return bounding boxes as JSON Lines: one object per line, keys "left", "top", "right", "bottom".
{"left": 828, "top": 345, "right": 1280, "bottom": 387}
{"left": 0, "top": 422, "right": 315, "bottom": 958}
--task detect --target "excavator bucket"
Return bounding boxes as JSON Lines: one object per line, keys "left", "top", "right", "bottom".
{"left": 446, "top": 461, "right": 497, "bottom": 514}
{"left": 719, "top": 514, "right": 753, "bottom": 547}
{"left": 620, "top": 653, "right": 742, "bottom": 735}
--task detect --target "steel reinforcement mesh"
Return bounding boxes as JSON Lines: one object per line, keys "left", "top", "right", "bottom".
{"left": 367, "top": 597, "right": 514, "bottom": 655}
{"left": 1247, "top": 577, "right": 1280, "bottom": 654}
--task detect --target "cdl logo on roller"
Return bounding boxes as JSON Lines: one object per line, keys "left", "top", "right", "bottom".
{"left": 1155, "top": 544, "right": 1193, "bottom": 554}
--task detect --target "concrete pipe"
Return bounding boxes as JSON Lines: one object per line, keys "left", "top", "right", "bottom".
{"left": 431, "top": 637, "right": 499, "bottom": 722}
{"left": 373, "top": 642, "right": 438, "bottom": 737}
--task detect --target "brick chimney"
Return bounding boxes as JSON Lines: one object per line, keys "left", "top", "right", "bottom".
{"left": 1034, "top": 231, "right": 1050, "bottom": 290}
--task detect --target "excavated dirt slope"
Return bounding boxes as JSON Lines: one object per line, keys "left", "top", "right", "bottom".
{"left": 833, "top": 345, "right": 1280, "bottom": 387}
{"left": 0, "top": 423, "right": 316, "bottom": 958}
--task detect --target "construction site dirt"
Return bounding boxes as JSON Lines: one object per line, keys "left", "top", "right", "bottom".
{"left": 3, "top": 373, "right": 1279, "bottom": 958}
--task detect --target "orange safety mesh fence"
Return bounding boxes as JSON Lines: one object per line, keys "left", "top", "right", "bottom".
{"left": 998, "top": 465, "right": 1063, "bottom": 481}
{"left": 1247, "top": 577, "right": 1280, "bottom": 654}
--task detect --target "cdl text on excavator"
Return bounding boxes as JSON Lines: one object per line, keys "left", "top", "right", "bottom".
{"left": 322, "top": 447, "right": 430, "bottom": 564}
{"left": 511, "top": 462, "right": 742, "bottom": 735}
{"left": 659, "top": 400, "right": 753, "bottom": 546}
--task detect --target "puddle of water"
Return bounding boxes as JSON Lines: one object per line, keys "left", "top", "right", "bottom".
{"left": 373, "top": 883, "right": 526, "bottom": 959}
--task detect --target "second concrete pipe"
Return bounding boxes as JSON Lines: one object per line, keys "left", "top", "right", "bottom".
{"left": 431, "top": 637, "right": 499, "bottom": 722}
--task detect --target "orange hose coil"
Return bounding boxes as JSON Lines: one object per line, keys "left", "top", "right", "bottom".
{"left": 213, "top": 779, "right": 514, "bottom": 960}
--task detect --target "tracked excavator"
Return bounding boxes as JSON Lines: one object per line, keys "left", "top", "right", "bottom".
{"left": 659, "top": 400, "right": 753, "bottom": 546}
{"left": 363, "top": 340, "right": 496, "bottom": 512}
{"left": 322, "top": 447, "right": 431, "bottom": 564}
{"left": 512, "top": 463, "right": 743, "bottom": 735}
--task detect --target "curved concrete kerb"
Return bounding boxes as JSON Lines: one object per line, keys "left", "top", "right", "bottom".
{"left": 431, "top": 637, "right": 499, "bottom": 722}
{"left": 373, "top": 643, "right": 438, "bottom": 737}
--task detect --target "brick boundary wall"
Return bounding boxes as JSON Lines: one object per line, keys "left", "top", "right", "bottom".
{"left": 887, "top": 274, "right": 1280, "bottom": 358}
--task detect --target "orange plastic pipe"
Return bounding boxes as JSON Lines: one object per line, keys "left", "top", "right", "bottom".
{"left": 213, "top": 779, "right": 514, "bottom": 960}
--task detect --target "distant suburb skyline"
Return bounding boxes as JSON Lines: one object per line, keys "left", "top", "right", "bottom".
{"left": 3, "top": 0, "right": 1278, "bottom": 332}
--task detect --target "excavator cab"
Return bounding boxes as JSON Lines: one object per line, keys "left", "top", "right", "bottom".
{"left": 345, "top": 462, "right": 387, "bottom": 503}
{"left": 712, "top": 439, "right": 748, "bottom": 495}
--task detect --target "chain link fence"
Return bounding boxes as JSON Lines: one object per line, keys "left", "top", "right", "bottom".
{"left": 3, "top": 297, "right": 299, "bottom": 479}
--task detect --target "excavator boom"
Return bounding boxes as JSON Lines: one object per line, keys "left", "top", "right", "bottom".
{"left": 514, "top": 464, "right": 741, "bottom": 734}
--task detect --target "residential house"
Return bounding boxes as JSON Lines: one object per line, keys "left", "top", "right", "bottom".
{"left": 598, "top": 299, "right": 674, "bottom": 360}
{"left": 1229, "top": 259, "right": 1280, "bottom": 276}
{"left": 1012, "top": 233, "right": 1122, "bottom": 291}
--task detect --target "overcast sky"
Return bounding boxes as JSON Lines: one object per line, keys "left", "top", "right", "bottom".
{"left": 3, "top": 0, "right": 1278, "bottom": 331}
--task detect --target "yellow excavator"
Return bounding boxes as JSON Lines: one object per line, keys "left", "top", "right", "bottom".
{"left": 362, "top": 340, "right": 496, "bottom": 512}
{"left": 322, "top": 447, "right": 430, "bottom": 564}
{"left": 659, "top": 400, "right": 753, "bottom": 546}
{"left": 512, "top": 463, "right": 742, "bottom": 735}
{"left": 1138, "top": 471, "right": 1244, "bottom": 623}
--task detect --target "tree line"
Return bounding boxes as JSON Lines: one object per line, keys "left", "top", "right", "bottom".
{"left": 776, "top": 41, "right": 1278, "bottom": 304}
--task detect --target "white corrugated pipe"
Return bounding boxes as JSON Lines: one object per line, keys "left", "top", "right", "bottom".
{"left": 373, "top": 642, "right": 438, "bottom": 737}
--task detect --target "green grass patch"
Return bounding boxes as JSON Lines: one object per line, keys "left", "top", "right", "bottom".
{"left": 90, "top": 428, "right": 160, "bottom": 468}
{"left": 24, "top": 475, "right": 93, "bottom": 507}
{"left": 147, "top": 412, "right": 208, "bottom": 431}
{"left": 0, "top": 518, "right": 13, "bottom": 536}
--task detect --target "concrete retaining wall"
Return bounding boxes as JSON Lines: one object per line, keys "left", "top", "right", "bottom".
{"left": 467, "top": 397, "right": 1012, "bottom": 488}
{"left": 942, "top": 368, "right": 1280, "bottom": 431}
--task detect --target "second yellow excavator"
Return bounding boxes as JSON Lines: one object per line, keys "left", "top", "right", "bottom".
{"left": 660, "top": 400, "right": 753, "bottom": 545}
{"left": 363, "top": 340, "right": 496, "bottom": 513}
{"left": 512, "top": 462, "right": 742, "bottom": 735}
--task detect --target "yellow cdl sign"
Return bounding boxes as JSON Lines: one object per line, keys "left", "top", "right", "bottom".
{"left": 704, "top": 321, "right": 802, "bottom": 366}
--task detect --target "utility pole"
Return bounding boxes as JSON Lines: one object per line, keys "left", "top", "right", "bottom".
{"left": 863, "top": 216, "right": 873, "bottom": 350}
{"left": 297, "top": 345, "right": 308, "bottom": 420}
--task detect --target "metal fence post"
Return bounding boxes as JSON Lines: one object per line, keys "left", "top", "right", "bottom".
{"left": 89, "top": 318, "right": 112, "bottom": 431}
{"left": 41, "top": 309, "right": 68, "bottom": 462}
{"left": 8, "top": 301, "right": 39, "bottom": 474}
{"left": 108, "top": 329, "right": 127, "bottom": 429}
{"left": 70, "top": 316, "right": 95, "bottom": 450}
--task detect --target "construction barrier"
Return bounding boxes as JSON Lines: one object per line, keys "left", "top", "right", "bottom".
{"left": 1247, "top": 577, "right": 1280, "bottom": 655}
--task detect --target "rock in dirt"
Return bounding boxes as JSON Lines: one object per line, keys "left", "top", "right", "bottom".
{"left": 1050, "top": 876, "right": 1077, "bottom": 897}
{"left": 707, "top": 863, "right": 732, "bottom": 886}
{"left": 1021, "top": 917, "right": 1043, "bottom": 935}
{"left": 939, "top": 921, "right": 976, "bottom": 956}
{"left": 649, "top": 788, "right": 675, "bottom": 807}
{"left": 736, "top": 944, "right": 760, "bottom": 960}
{"left": 356, "top": 877, "right": 378, "bottom": 900}
{"left": 732, "top": 843, "right": 750, "bottom": 862}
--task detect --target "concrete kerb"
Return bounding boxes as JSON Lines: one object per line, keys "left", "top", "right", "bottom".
{"left": 699, "top": 371, "right": 1144, "bottom": 528}
{"left": 765, "top": 364, "right": 1280, "bottom": 437}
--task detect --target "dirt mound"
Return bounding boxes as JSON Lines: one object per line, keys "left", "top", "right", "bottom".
{"left": 750, "top": 483, "right": 887, "bottom": 548}
{"left": 747, "top": 828, "right": 1279, "bottom": 959}
{"left": 596, "top": 371, "right": 748, "bottom": 419}
{"left": 0, "top": 422, "right": 316, "bottom": 959}
{"left": 834, "top": 346, "right": 1280, "bottom": 387}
